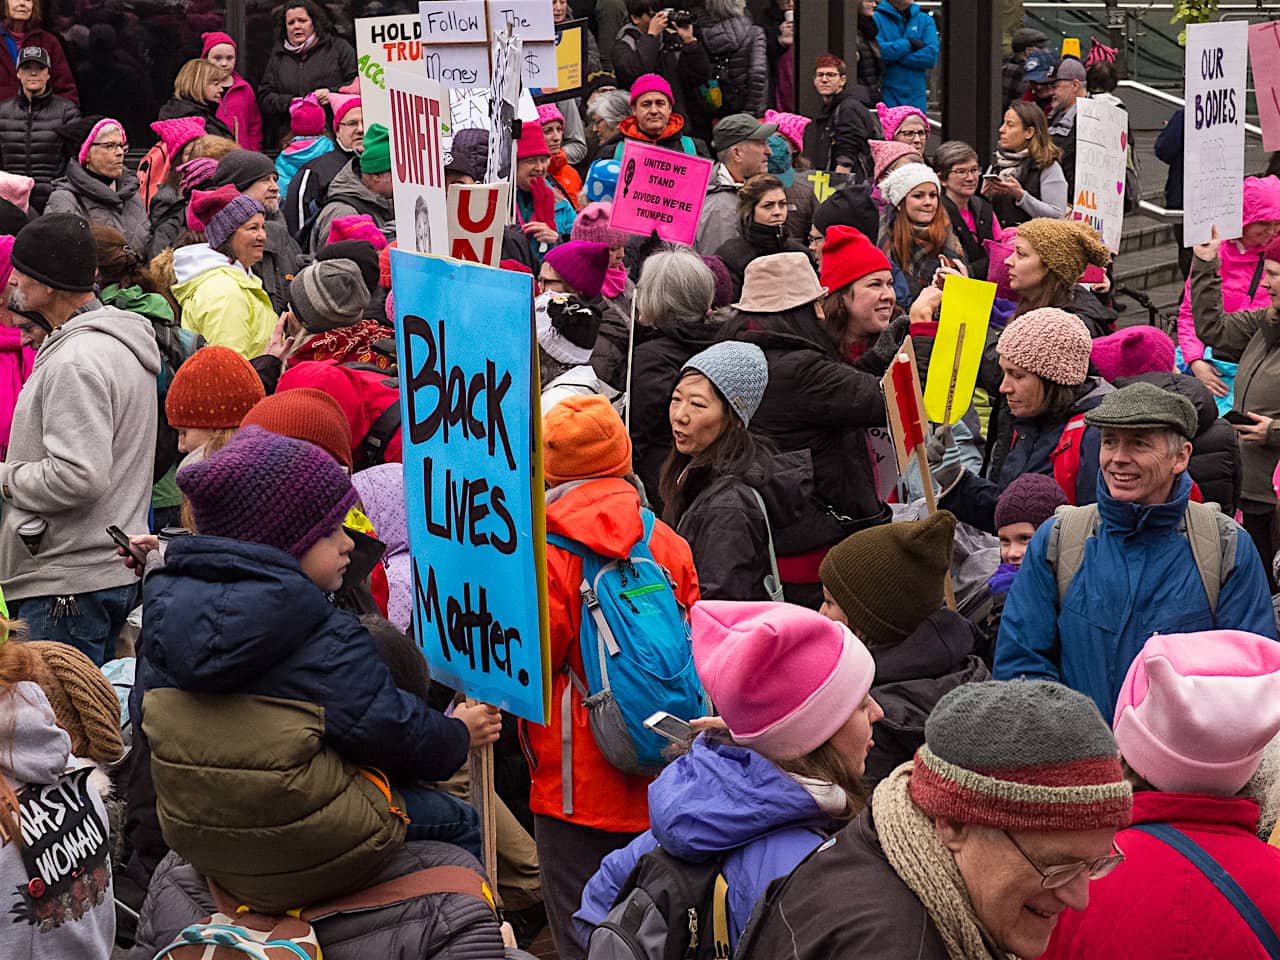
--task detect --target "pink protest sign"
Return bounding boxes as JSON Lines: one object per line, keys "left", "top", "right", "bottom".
{"left": 608, "top": 139, "right": 713, "bottom": 246}
{"left": 1250, "top": 22, "right": 1280, "bottom": 151}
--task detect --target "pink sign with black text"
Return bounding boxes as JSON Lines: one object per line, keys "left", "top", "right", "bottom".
{"left": 608, "top": 139, "right": 713, "bottom": 246}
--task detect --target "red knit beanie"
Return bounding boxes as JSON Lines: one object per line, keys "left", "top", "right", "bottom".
{"left": 819, "top": 226, "right": 892, "bottom": 292}
{"left": 165, "top": 346, "right": 265, "bottom": 429}
{"left": 240, "top": 388, "right": 354, "bottom": 468}
{"left": 517, "top": 120, "right": 551, "bottom": 160}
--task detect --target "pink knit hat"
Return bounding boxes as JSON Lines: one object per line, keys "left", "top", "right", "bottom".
{"left": 201, "top": 30, "right": 235, "bottom": 57}
{"left": 1114, "top": 631, "right": 1280, "bottom": 795}
{"left": 764, "top": 109, "right": 811, "bottom": 152}
{"left": 997, "top": 307, "right": 1093, "bottom": 385}
{"left": 150, "top": 116, "right": 208, "bottom": 160}
{"left": 691, "top": 600, "right": 875, "bottom": 761}
{"left": 290, "top": 94, "right": 326, "bottom": 137}
{"left": 870, "top": 139, "right": 920, "bottom": 183}
{"left": 537, "top": 102, "right": 565, "bottom": 126}
{"left": 78, "top": 118, "right": 125, "bottom": 166}
{"left": 326, "top": 214, "right": 388, "bottom": 250}
{"left": 875, "top": 101, "right": 930, "bottom": 142}
{"left": 1090, "top": 326, "right": 1176, "bottom": 382}
{"left": 0, "top": 171, "right": 34, "bottom": 213}
{"left": 571, "top": 202, "right": 627, "bottom": 248}
{"left": 545, "top": 240, "right": 610, "bottom": 299}
{"left": 629, "top": 73, "right": 674, "bottom": 107}
{"left": 330, "top": 93, "right": 361, "bottom": 127}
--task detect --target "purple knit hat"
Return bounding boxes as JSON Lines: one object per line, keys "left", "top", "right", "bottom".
{"left": 701, "top": 255, "right": 734, "bottom": 309}
{"left": 78, "top": 118, "right": 125, "bottom": 166}
{"left": 186, "top": 184, "right": 264, "bottom": 251}
{"left": 176, "top": 425, "right": 358, "bottom": 559}
{"left": 997, "top": 307, "right": 1092, "bottom": 386}
{"left": 571, "top": 202, "right": 627, "bottom": 248}
{"left": 1090, "top": 326, "right": 1176, "bottom": 382}
{"left": 994, "top": 473, "right": 1069, "bottom": 532}
{"left": 177, "top": 157, "right": 219, "bottom": 198}
{"left": 545, "top": 240, "right": 611, "bottom": 299}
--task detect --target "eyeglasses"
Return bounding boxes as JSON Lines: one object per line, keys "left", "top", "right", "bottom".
{"left": 814, "top": 71, "right": 842, "bottom": 80}
{"left": 898, "top": 129, "right": 929, "bottom": 141}
{"left": 951, "top": 166, "right": 981, "bottom": 176}
{"left": 338, "top": 119, "right": 363, "bottom": 130}
{"left": 92, "top": 141, "right": 127, "bottom": 152}
{"left": 1003, "top": 831, "right": 1125, "bottom": 889}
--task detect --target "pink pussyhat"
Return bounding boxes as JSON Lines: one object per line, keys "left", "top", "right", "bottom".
{"left": 764, "top": 109, "right": 811, "bottom": 152}
{"left": 329, "top": 92, "right": 361, "bottom": 127}
{"left": 0, "top": 171, "right": 34, "bottom": 213}
{"left": 1113, "top": 631, "right": 1280, "bottom": 795}
{"left": 691, "top": 600, "right": 875, "bottom": 761}
{"left": 875, "top": 101, "right": 929, "bottom": 141}
{"left": 150, "top": 116, "right": 208, "bottom": 160}
{"left": 79, "top": 117, "right": 125, "bottom": 166}
{"left": 869, "top": 139, "right": 920, "bottom": 183}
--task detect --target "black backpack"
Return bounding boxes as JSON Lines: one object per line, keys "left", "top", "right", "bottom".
{"left": 585, "top": 847, "right": 730, "bottom": 960}
{"left": 151, "top": 321, "right": 205, "bottom": 483}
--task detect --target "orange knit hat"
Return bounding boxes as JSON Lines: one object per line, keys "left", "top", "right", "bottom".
{"left": 240, "top": 387, "right": 354, "bottom": 468}
{"left": 543, "top": 395, "right": 632, "bottom": 486}
{"left": 165, "top": 345, "right": 266, "bottom": 429}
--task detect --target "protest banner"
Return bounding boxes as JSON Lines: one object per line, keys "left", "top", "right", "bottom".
{"left": 923, "top": 276, "right": 995, "bottom": 425}
{"left": 532, "top": 18, "right": 588, "bottom": 103}
{"left": 1183, "top": 21, "right": 1249, "bottom": 246}
{"left": 391, "top": 249, "right": 551, "bottom": 724}
{"left": 387, "top": 68, "right": 449, "bottom": 255}
{"left": 448, "top": 182, "right": 510, "bottom": 266}
{"left": 1249, "top": 21, "right": 1280, "bottom": 151}
{"left": 355, "top": 15, "right": 425, "bottom": 129}
{"left": 1071, "top": 97, "right": 1128, "bottom": 253}
{"left": 609, "top": 139, "right": 714, "bottom": 245}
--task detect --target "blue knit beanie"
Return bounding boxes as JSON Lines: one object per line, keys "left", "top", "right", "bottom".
{"left": 682, "top": 341, "right": 770, "bottom": 426}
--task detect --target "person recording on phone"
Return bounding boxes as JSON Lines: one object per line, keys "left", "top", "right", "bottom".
{"left": 610, "top": 0, "right": 712, "bottom": 122}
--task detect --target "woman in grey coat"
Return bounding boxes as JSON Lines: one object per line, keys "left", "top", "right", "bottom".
{"left": 46, "top": 116, "right": 148, "bottom": 252}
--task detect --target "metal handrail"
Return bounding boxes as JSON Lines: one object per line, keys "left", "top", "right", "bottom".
{"left": 1137, "top": 200, "right": 1183, "bottom": 222}
{"left": 1118, "top": 79, "right": 1266, "bottom": 138}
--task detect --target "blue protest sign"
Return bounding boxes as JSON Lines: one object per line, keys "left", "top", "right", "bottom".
{"left": 391, "top": 249, "right": 551, "bottom": 724}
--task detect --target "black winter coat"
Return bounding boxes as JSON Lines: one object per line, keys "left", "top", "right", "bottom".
{"left": 258, "top": 35, "right": 358, "bottom": 142}
{"left": 805, "top": 88, "right": 878, "bottom": 179}
{"left": 864, "top": 609, "right": 990, "bottom": 784}
{"left": 695, "top": 13, "right": 767, "bottom": 117}
{"left": 941, "top": 193, "right": 996, "bottom": 281}
{"left": 728, "top": 309, "right": 890, "bottom": 554}
{"left": 148, "top": 186, "right": 186, "bottom": 258}
{"left": 855, "top": 14, "right": 884, "bottom": 105}
{"left": 715, "top": 222, "right": 811, "bottom": 299}
{"left": 157, "top": 95, "right": 235, "bottom": 142}
{"left": 610, "top": 23, "right": 712, "bottom": 125}
{"left": 0, "top": 89, "right": 79, "bottom": 211}
{"left": 283, "top": 146, "right": 351, "bottom": 237}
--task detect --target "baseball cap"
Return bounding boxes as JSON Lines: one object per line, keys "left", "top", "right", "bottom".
{"left": 1022, "top": 51, "right": 1056, "bottom": 84}
{"left": 711, "top": 114, "right": 779, "bottom": 153}
{"left": 17, "top": 47, "right": 50, "bottom": 69}
{"left": 1048, "top": 56, "right": 1087, "bottom": 83}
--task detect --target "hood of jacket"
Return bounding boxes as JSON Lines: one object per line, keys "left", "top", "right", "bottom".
{"left": 1244, "top": 176, "right": 1280, "bottom": 234}
{"left": 351, "top": 463, "right": 407, "bottom": 557}
{"left": 2, "top": 682, "right": 72, "bottom": 786}
{"left": 647, "top": 736, "right": 827, "bottom": 860}
{"left": 731, "top": 306, "right": 840, "bottom": 361}
{"left": 171, "top": 242, "right": 233, "bottom": 284}
{"left": 871, "top": 608, "right": 981, "bottom": 685}
{"left": 143, "top": 536, "right": 341, "bottom": 691}
{"left": 617, "top": 113, "right": 687, "bottom": 146}
{"left": 326, "top": 159, "right": 393, "bottom": 213}
{"left": 706, "top": 162, "right": 741, "bottom": 196}
{"left": 101, "top": 282, "right": 176, "bottom": 325}
{"left": 279, "top": 135, "right": 334, "bottom": 169}
{"left": 1116, "top": 371, "right": 1218, "bottom": 438}
{"left": 687, "top": 448, "right": 814, "bottom": 530}
{"left": 53, "top": 159, "right": 141, "bottom": 208}
{"left": 545, "top": 477, "right": 645, "bottom": 560}
{"left": 35, "top": 301, "right": 163, "bottom": 376}
{"left": 1127, "top": 789, "right": 1260, "bottom": 833}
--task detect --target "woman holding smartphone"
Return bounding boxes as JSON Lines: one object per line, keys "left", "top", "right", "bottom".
{"left": 981, "top": 101, "right": 1068, "bottom": 225}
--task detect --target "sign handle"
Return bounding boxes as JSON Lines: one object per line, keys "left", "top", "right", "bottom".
{"left": 940, "top": 323, "right": 966, "bottom": 426}
{"left": 912, "top": 443, "right": 959, "bottom": 612}
{"left": 623, "top": 293, "right": 638, "bottom": 432}
{"left": 466, "top": 697, "right": 499, "bottom": 886}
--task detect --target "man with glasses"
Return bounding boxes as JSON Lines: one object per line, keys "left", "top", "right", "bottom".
{"left": 737, "top": 679, "right": 1132, "bottom": 960}
{"left": 1046, "top": 56, "right": 1087, "bottom": 197}
{"left": 808, "top": 54, "right": 878, "bottom": 181}
{"left": 283, "top": 92, "right": 363, "bottom": 239}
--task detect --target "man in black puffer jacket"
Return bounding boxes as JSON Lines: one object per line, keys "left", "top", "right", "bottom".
{"left": 0, "top": 46, "right": 79, "bottom": 212}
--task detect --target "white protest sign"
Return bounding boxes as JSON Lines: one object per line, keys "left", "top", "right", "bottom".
{"left": 355, "top": 15, "right": 425, "bottom": 130}
{"left": 487, "top": 0, "right": 555, "bottom": 41}
{"left": 387, "top": 68, "right": 450, "bottom": 256}
{"left": 1071, "top": 97, "right": 1128, "bottom": 253}
{"left": 420, "top": 0, "right": 488, "bottom": 41}
{"left": 1183, "top": 21, "right": 1249, "bottom": 246}
{"left": 419, "top": 0, "right": 554, "bottom": 89}
{"left": 426, "top": 43, "right": 492, "bottom": 87}
{"left": 448, "top": 182, "right": 510, "bottom": 267}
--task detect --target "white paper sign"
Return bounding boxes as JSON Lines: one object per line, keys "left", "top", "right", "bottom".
{"left": 425, "top": 43, "right": 492, "bottom": 88}
{"left": 419, "top": 0, "right": 489, "bottom": 42}
{"left": 1183, "top": 20, "right": 1249, "bottom": 246}
{"left": 487, "top": 0, "right": 555, "bottom": 41}
{"left": 448, "top": 182, "right": 511, "bottom": 266}
{"left": 387, "top": 67, "right": 450, "bottom": 256}
{"left": 354, "top": 15, "right": 425, "bottom": 130}
{"left": 1071, "top": 97, "right": 1128, "bottom": 253}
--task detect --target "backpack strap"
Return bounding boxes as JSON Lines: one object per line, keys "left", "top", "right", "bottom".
{"left": 1248, "top": 254, "right": 1267, "bottom": 301}
{"left": 301, "top": 865, "right": 496, "bottom": 921}
{"left": 712, "top": 872, "right": 731, "bottom": 958}
{"left": 1050, "top": 413, "right": 1089, "bottom": 504}
{"left": 354, "top": 400, "right": 401, "bottom": 470}
{"left": 1131, "top": 823, "right": 1280, "bottom": 959}
{"left": 1045, "top": 504, "right": 1101, "bottom": 606}
{"left": 1180, "top": 500, "right": 1236, "bottom": 616}
{"left": 746, "top": 487, "right": 784, "bottom": 602}
{"left": 679, "top": 136, "right": 696, "bottom": 156}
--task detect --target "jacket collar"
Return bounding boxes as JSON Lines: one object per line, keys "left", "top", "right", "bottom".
{"left": 618, "top": 113, "right": 686, "bottom": 144}
{"left": 1095, "top": 469, "right": 1193, "bottom": 536}
{"left": 1128, "top": 790, "right": 1260, "bottom": 835}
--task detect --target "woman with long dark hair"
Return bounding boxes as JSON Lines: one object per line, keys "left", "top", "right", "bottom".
{"left": 981, "top": 100, "right": 1068, "bottom": 224}
{"left": 257, "top": 0, "right": 357, "bottom": 142}
{"left": 876, "top": 161, "right": 966, "bottom": 302}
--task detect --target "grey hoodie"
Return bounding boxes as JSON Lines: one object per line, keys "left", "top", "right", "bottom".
{"left": 0, "top": 304, "right": 161, "bottom": 600}
{"left": 311, "top": 159, "right": 395, "bottom": 254}
{"left": 1, "top": 682, "right": 115, "bottom": 959}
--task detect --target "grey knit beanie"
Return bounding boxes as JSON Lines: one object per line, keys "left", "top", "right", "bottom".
{"left": 289, "top": 258, "right": 371, "bottom": 333}
{"left": 682, "top": 341, "right": 769, "bottom": 426}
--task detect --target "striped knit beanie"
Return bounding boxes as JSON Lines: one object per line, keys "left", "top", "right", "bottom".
{"left": 909, "top": 680, "right": 1132, "bottom": 831}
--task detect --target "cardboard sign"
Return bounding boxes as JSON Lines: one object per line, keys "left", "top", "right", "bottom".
{"left": 1249, "top": 21, "right": 1280, "bottom": 151}
{"left": 420, "top": 0, "right": 489, "bottom": 42}
{"left": 805, "top": 169, "right": 851, "bottom": 203}
{"left": 532, "top": 19, "right": 588, "bottom": 102}
{"left": 419, "top": 0, "right": 554, "bottom": 88}
{"left": 1071, "top": 97, "right": 1128, "bottom": 253}
{"left": 486, "top": 32, "right": 523, "bottom": 184}
{"left": 388, "top": 68, "right": 450, "bottom": 255}
{"left": 923, "top": 276, "right": 995, "bottom": 425}
{"left": 355, "top": 15, "right": 426, "bottom": 129}
{"left": 487, "top": 0, "right": 555, "bottom": 41}
{"left": 609, "top": 139, "right": 714, "bottom": 245}
{"left": 880, "top": 337, "right": 925, "bottom": 476}
{"left": 866, "top": 426, "right": 900, "bottom": 503}
{"left": 391, "top": 249, "right": 551, "bottom": 723}
{"left": 448, "top": 182, "right": 510, "bottom": 266}
{"left": 426, "top": 43, "right": 492, "bottom": 88}
{"left": 1183, "top": 21, "right": 1249, "bottom": 246}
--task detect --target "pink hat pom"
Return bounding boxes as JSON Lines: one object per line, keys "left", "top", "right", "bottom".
{"left": 1114, "top": 631, "right": 1280, "bottom": 795}
{"left": 764, "top": 109, "right": 811, "bottom": 152}
{"left": 537, "top": 103, "right": 565, "bottom": 127}
{"left": 0, "top": 171, "right": 35, "bottom": 213}
{"left": 691, "top": 600, "right": 875, "bottom": 761}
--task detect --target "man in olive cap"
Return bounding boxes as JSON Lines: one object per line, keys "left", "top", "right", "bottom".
{"left": 997, "top": 381, "right": 1276, "bottom": 717}
{"left": 694, "top": 113, "right": 776, "bottom": 255}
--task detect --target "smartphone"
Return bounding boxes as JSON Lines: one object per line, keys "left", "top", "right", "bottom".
{"left": 107, "top": 525, "right": 147, "bottom": 565}
{"left": 1224, "top": 409, "right": 1255, "bottom": 426}
{"left": 644, "top": 711, "right": 695, "bottom": 745}
{"left": 982, "top": 173, "right": 1004, "bottom": 181}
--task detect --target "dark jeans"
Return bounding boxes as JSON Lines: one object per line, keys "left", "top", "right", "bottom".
{"left": 16, "top": 583, "right": 138, "bottom": 666}
{"left": 1242, "top": 507, "right": 1278, "bottom": 593}
{"left": 399, "top": 784, "right": 483, "bottom": 861}
{"left": 534, "top": 814, "right": 642, "bottom": 960}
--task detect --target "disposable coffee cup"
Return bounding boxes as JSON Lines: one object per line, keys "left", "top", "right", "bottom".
{"left": 158, "top": 526, "right": 192, "bottom": 543}
{"left": 17, "top": 517, "right": 46, "bottom": 555}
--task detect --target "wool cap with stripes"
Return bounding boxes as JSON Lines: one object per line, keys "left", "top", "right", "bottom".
{"left": 909, "top": 680, "right": 1133, "bottom": 832}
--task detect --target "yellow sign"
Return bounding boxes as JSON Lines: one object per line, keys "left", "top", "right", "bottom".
{"left": 555, "top": 21, "right": 585, "bottom": 94}
{"left": 923, "top": 276, "right": 996, "bottom": 424}
{"left": 1061, "top": 37, "right": 1082, "bottom": 59}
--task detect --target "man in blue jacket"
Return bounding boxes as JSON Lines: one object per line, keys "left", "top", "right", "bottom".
{"left": 872, "top": 0, "right": 939, "bottom": 112}
{"left": 996, "top": 382, "right": 1277, "bottom": 718}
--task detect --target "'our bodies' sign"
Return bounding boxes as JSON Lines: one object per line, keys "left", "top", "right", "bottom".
{"left": 355, "top": 15, "right": 424, "bottom": 130}
{"left": 1071, "top": 97, "right": 1128, "bottom": 253}
{"left": 387, "top": 68, "right": 449, "bottom": 256}
{"left": 1183, "top": 20, "right": 1249, "bottom": 246}
{"left": 391, "top": 250, "right": 550, "bottom": 724}
{"left": 609, "top": 139, "right": 713, "bottom": 246}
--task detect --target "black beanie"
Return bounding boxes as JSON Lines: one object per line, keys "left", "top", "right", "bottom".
{"left": 12, "top": 213, "right": 97, "bottom": 292}
{"left": 317, "top": 239, "right": 380, "bottom": 296}
{"left": 0, "top": 197, "right": 29, "bottom": 237}
{"left": 211, "top": 149, "right": 277, "bottom": 193}
{"left": 813, "top": 180, "right": 879, "bottom": 244}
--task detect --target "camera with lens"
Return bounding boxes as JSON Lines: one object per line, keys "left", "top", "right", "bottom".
{"left": 670, "top": 9, "right": 695, "bottom": 26}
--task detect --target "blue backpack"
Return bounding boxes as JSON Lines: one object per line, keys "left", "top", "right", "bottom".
{"left": 547, "top": 509, "right": 702, "bottom": 815}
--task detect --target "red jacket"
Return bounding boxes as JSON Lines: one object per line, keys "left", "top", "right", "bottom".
{"left": 276, "top": 359, "right": 402, "bottom": 464}
{"left": 1043, "top": 791, "right": 1280, "bottom": 960}
{"left": 523, "top": 478, "right": 699, "bottom": 831}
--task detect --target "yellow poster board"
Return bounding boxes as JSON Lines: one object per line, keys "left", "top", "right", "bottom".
{"left": 923, "top": 276, "right": 996, "bottom": 425}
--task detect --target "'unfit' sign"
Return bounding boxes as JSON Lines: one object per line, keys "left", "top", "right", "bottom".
{"left": 609, "top": 139, "right": 713, "bottom": 246}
